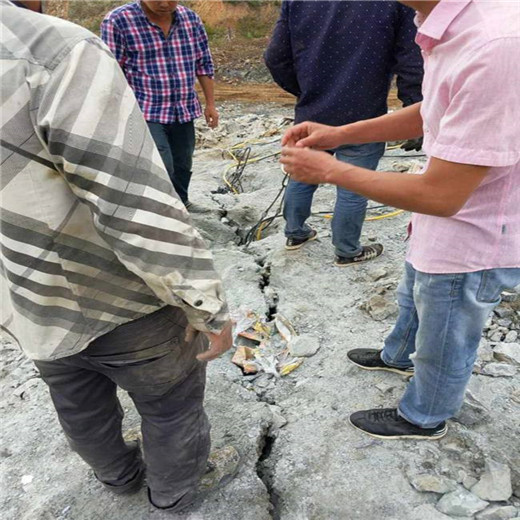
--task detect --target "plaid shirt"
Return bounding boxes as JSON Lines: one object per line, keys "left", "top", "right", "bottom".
{"left": 101, "top": 1, "right": 214, "bottom": 124}
{"left": 1, "top": 0, "right": 228, "bottom": 361}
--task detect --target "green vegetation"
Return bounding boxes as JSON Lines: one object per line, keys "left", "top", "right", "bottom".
{"left": 236, "top": 15, "right": 272, "bottom": 39}
{"left": 67, "top": 0, "right": 121, "bottom": 35}
{"left": 204, "top": 24, "right": 229, "bottom": 43}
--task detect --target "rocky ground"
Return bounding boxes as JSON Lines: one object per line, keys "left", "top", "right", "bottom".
{"left": 1, "top": 103, "right": 519, "bottom": 520}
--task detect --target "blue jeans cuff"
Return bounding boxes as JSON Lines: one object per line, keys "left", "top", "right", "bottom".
{"left": 381, "top": 350, "right": 413, "bottom": 369}
{"left": 285, "top": 227, "right": 314, "bottom": 240}
{"left": 397, "top": 405, "right": 441, "bottom": 430}
{"left": 335, "top": 247, "right": 362, "bottom": 259}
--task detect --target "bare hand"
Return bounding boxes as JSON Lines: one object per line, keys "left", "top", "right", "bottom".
{"left": 280, "top": 146, "right": 344, "bottom": 185}
{"left": 281, "top": 122, "right": 346, "bottom": 150}
{"left": 196, "top": 320, "right": 233, "bottom": 362}
{"left": 205, "top": 105, "right": 219, "bottom": 129}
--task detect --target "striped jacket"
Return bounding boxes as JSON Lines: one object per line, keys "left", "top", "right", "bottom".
{"left": 0, "top": 0, "right": 229, "bottom": 361}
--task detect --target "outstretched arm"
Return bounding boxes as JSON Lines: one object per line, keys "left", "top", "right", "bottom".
{"left": 281, "top": 148, "right": 487, "bottom": 217}
{"left": 282, "top": 103, "right": 423, "bottom": 149}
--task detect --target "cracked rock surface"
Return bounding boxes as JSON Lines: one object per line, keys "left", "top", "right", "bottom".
{"left": 1, "top": 104, "right": 519, "bottom": 519}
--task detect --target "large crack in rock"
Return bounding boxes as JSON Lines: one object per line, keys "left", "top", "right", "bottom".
{"left": 256, "top": 424, "right": 281, "bottom": 520}
{"left": 257, "top": 258, "right": 278, "bottom": 322}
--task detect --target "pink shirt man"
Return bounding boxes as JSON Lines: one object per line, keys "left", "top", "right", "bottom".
{"left": 407, "top": 0, "right": 520, "bottom": 273}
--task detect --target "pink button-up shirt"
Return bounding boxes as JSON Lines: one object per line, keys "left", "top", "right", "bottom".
{"left": 407, "top": 0, "right": 520, "bottom": 273}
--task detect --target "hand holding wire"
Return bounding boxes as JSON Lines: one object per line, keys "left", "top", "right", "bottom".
{"left": 280, "top": 146, "right": 340, "bottom": 185}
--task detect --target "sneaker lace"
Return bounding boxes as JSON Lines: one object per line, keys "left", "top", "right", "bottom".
{"left": 363, "top": 246, "right": 379, "bottom": 260}
{"left": 367, "top": 408, "right": 399, "bottom": 423}
{"left": 353, "top": 246, "right": 379, "bottom": 262}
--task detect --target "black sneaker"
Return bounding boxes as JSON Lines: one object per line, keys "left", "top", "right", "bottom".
{"left": 347, "top": 348, "right": 414, "bottom": 377}
{"left": 285, "top": 229, "right": 318, "bottom": 250}
{"left": 349, "top": 408, "right": 447, "bottom": 440}
{"left": 334, "top": 244, "right": 384, "bottom": 266}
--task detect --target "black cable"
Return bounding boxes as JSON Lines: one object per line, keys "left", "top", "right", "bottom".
{"left": 243, "top": 182, "right": 393, "bottom": 246}
{"left": 244, "top": 174, "right": 289, "bottom": 246}
{"left": 227, "top": 146, "right": 251, "bottom": 193}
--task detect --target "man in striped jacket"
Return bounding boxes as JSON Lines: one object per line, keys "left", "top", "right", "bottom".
{"left": 0, "top": 0, "right": 236, "bottom": 512}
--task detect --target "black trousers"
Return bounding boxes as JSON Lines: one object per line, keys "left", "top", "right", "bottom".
{"left": 147, "top": 121, "right": 196, "bottom": 204}
{"left": 34, "top": 306, "right": 210, "bottom": 508}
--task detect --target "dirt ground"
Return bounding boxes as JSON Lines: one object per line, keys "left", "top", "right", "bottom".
{"left": 204, "top": 83, "right": 403, "bottom": 110}
{"left": 1, "top": 102, "right": 519, "bottom": 520}
{"left": 210, "top": 82, "right": 295, "bottom": 105}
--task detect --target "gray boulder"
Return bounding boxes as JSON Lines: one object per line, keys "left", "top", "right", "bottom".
{"left": 436, "top": 488, "right": 489, "bottom": 517}
{"left": 471, "top": 459, "right": 513, "bottom": 502}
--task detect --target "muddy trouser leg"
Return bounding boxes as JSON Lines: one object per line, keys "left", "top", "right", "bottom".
{"left": 82, "top": 306, "right": 211, "bottom": 509}
{"left": 34, "top": 357, "right": 143, "bottom": 488}
{"left": 132, "top": 362, "right": 210, "bottom": 510}
{"left": 35, "top": 306, "right": 210, "bottom": 505}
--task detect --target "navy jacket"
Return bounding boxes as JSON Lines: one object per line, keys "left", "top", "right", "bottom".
{"left": 265, "top": 0, "right": 423, "bottom": 125}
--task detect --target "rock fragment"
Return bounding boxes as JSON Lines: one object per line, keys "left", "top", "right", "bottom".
{"left": 471, "top": 459, "right": 513, "bottom": 502}
{"left": 268, "top": 405, "right": 288, "bottom": 430}
{"left": 361, "top": 294, "right": 398, "bottom": 321}
{"left": 369, "top": 267, "right": 388, "bottom": 282}
{"left": 504, "top": 330, "right": 518, "bottom": 343}
{"left": 288, "top": 334, "right": 320, "bottom": 357}
{"left": 375, "top": 381, "right": 395, "bottom": 395}
{"left": 493, "top": 342, "right": 520, "bottom": 365}
{"left": 488, "top": 330, "right": 505, "bottom": 342}
{"left": 478, "top": 341, "right": 494, "bottom": 363}
{"left": 409, "top": 473, "right": 458, "bottom": 494}
{"left": 436, "top": 488, "right": 489, "bottom": 517}
{"left": 494, "top": 307, "right": 514, "bottom": 319}
{"left": 481, "top": 363, "right": 516, "bottom": 377}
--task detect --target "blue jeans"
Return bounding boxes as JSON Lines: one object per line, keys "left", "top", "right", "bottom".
{"left": 147, "top": 121, "right": 196, "bottom": 204}
{"left": 382, "top": 262, "right": 520, "bottom": 428}
{"left": 283, "top": 142, "right": 385, "bottom": 257}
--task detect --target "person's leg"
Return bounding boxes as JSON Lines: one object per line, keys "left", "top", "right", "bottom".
{"left": 381, "top": 262, "right": 418, "bottom": 368}
{"left": 34, "top": 357, "right": 143, "bottom": 492}
{"left": 350, "top": 267, "right": 520, "bottom": 439}
{"left": 347, "top": 262, "right": 417, "bottom": 376}
{"left": 399, "top": 267, "right": 520, "bottom": 428}
{"left": 332, "top": 142, "right": 385, "bottom": 259}
{"left": 85, "top": 306, "right": 211, "bottom": 511}
{"left": 283, "top": 179, "right": 319, "bottom": 240}
{"left": 135, "top": 363, "right": 210, "bottom": 510}
{"left": 169, "top": 121, "right": 196, "bottom": 205}
{"left": 147, "top": 122, "right": 176, "bottom": 188}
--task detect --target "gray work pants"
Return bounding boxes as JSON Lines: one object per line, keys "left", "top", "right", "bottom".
{"left": 34, "top": 306, "right": 211, "bottom": 509}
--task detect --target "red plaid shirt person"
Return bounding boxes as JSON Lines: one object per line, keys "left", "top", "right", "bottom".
{"left": 101, "top": 1, "right": 214, "bottom": 124}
